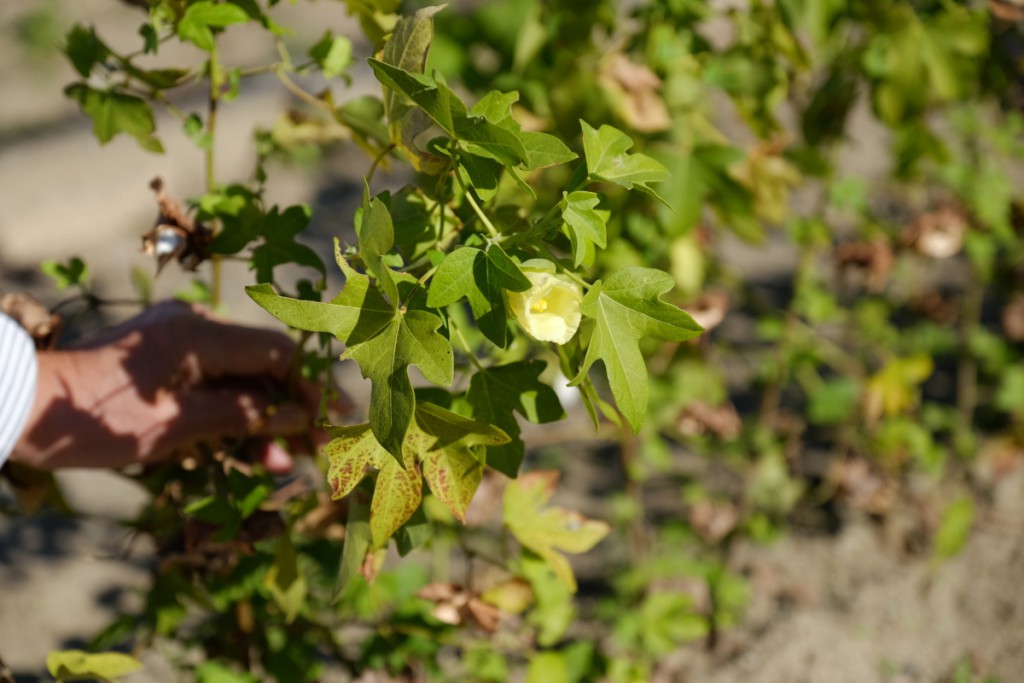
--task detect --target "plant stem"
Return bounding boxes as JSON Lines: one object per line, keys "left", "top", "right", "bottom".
{"left": 401, "top": 264, "right": 438, "bottom": 305}
{"left": 276, "top": 66, "right": 335, "bottom": 113}
{"left": 454, "top": 172, "right": 499, "bottom": 239}
{"left": 957, "top": 267, "right": 983, "bottom": 452}
{"left": 207, "top": 43, "right": 222, "bottom": 309}
{"left": 451, "top": 318, "right": 484, "bottom": 370}
{"left": 619, "top": 419, "right": 648, "bottom": 562}
{"left": 366, "top": 143, "right": 396, "bottom": 186}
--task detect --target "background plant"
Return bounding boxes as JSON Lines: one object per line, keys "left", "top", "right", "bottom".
{"left": 5, "top": 0, "right": 1023, "bottom": 681}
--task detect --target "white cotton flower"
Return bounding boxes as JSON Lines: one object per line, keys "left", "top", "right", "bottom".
{"left": 507, "top": 265, "right": 583, "bottom": 345}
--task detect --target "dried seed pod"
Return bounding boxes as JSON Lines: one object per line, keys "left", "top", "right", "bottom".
{"left": 901, "top": 205, "right": 968, "bottom": 259}
{"left": 140, "top": 177, "right": 213, "bottom": 273}
{"left": 0, "top": 292, "right": 61, "bottom": 349}
{"left": 685, "top": 290, "right": 730, "bottom": 333}
{"left": 676, "top": 400, "right": 741, "bottom": 440}
{"left": 688, "top": 499, "right": 739, "bottom": 543}
{"left": 912, "top": 291, "right": 959, "bottom": 325}
{"left": 835, "top": 238, "right": 894, "bottom": 292}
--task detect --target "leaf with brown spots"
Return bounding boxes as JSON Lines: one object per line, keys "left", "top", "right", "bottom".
{"left": 370, "top": 445, "right": 422, "bottom": 549}
{"left": 414, "top": 403, "right": 509, "bottom": 522}
{"left": 324, "top": 424, "right": 388, "bottom": 501}
{"left": 323, "top": 423, "right": 422, "bottom": 550}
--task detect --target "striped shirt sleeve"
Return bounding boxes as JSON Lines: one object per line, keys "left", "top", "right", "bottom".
{"left": 0, "top": 313, "right": 38, "bottom": 467}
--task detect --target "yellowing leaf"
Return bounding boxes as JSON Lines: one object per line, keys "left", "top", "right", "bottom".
{"left": 324, "top": 423, "right": 421, "bottom": 550}
{"left": 504, "top": 471, "right": 610, "bottom": 591}
{"left": 47, "top": 650, "right": 142, "bottom": 682}
{"left": 325, "top": 403, "right": 506, "bottom": 547}
{"left": 864, "top": 355, "right": 934, "bottom": 423}
{"left": 415, "top": 403, "right": 509, "bottom": 521}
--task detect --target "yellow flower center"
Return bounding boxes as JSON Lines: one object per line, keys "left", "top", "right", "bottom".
{"left": 531, "top": 298, "right": 548, "bottom": 313}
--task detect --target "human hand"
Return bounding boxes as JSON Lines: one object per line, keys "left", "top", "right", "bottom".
{"left": 11, "top": 301, "right": 337, "bottom": 472}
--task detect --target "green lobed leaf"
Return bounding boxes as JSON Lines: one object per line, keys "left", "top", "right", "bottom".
{"left": 456, "top": 115, "right": 528, "bottom": 169}
{"left": 561, "top": 191, "right": 609, "bottom": 267}
{"left": 570, "top": 267, "right": 703, "bottom": 432}
{"left": 245, "top": 267, "right": 392, "bottom": 345}
{"left": 41, "top": 257, "right": 89, "bottom": 290}
{"left": 250, "top": 205, "right": 325, "bottom": 283}
{"left": 581, "top": 121, "right": 669, "bottom": 202}
{"left": 457, "top": 152, "right": 503, "bottom": 201}
{"left": 64, "top": 84, "right": 162, "bottom": 152}
{"left": 504, "top": 471, "right": 610, "bottom": 591}
{"left": 372, "top": 60, "right": 540, "bottom": 171}
{"left": 64, "top": 24, "right": 109, "bottom": 78}
{"left": 369, "top": 58, "right": 460, "bottom": 136}
{"left": 47, "top": 650, "right": 142, "bottom": 682}
{"left": 342, "top": 308, "right": 453, "bottom": 459}
{"left": 466, "top": 360, "right": 565, "bottom": 477}
{"left": 176, "top": 1, "right": 250, "bottom": 51}
{"left": 470, "top": 90, "right": 576, "bottom": 169}
{"left": 427, "top": 243, "right": 530, "bottom": 347}
{"left": 308, "top": 31, "right": 353, "bottom": 79}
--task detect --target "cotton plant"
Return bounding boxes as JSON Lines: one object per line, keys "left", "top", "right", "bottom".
{"left": 246, "top": 7, "right": 704, "bottom": 586}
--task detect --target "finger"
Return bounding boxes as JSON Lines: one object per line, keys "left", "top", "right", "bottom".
{"left": 247, "top": 439, "right": 295, "bottom": 475}
{"left": 176, "top": 314, "right": 297, "bottom": 382}
{"left": 169, "top": 389, "right": 312, "bottom": 446}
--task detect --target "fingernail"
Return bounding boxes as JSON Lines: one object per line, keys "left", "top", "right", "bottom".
{"left": 261, "top": 441, "right": 294, "bottom": 475}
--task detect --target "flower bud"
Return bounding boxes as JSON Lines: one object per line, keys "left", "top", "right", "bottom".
{"left": 507, "top": 265, "right": 583, "bottom": 345}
